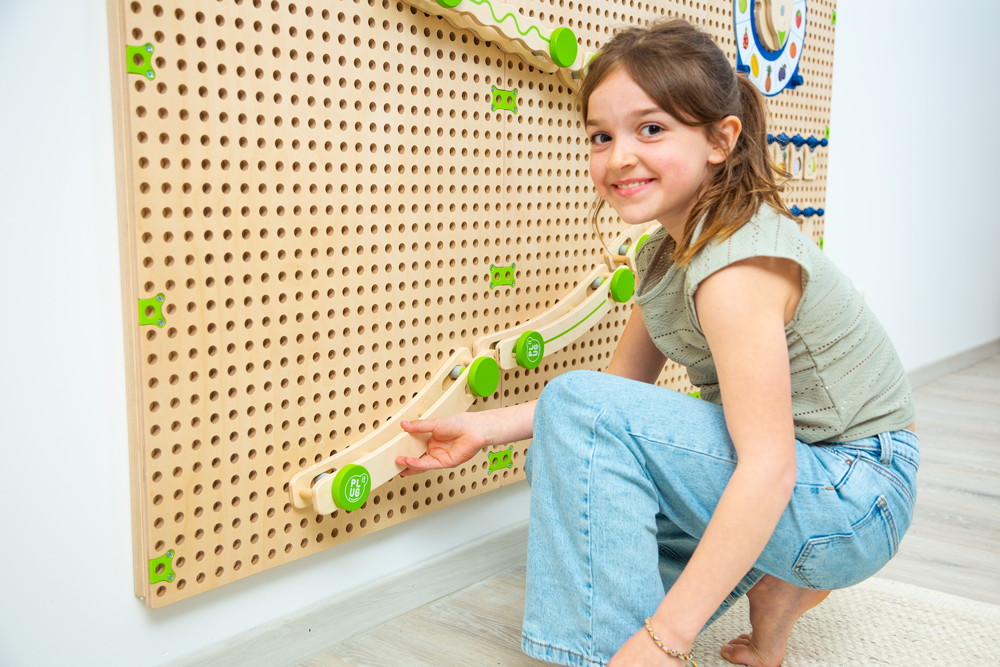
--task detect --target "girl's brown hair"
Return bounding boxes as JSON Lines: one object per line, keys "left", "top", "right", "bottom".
{"left": 581, "top": 19, "right": 795, "bottom": 265}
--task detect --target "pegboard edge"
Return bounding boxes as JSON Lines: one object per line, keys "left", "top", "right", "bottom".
{"left": 106, "top": 0, "right": 152, "bottom": 605}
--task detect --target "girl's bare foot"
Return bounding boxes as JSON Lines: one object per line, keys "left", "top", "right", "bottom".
{"left": 720, "top": 574, "right": 830, "bottom": 667}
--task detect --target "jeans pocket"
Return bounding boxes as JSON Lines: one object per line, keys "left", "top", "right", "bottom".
{"left": 792, "top": 496, "right": 900, "bottom": 590}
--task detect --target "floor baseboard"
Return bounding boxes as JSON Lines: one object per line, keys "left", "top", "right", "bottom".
{"left": 164, "top": 520, "right": 530, "bottom": 667}
{"left": 907, "top": 337, "right": 1000, "bottom": 389}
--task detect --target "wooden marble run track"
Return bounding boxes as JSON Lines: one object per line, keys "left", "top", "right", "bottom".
{"left": 402, "top": 0, "right": 596, "bottom": 89}
{"left": 288, "top": 224, "right": 654, "bottom": 514}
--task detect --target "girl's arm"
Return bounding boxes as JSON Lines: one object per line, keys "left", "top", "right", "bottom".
{"left": 604, "top": 307, "right": 668, "bottom": 384}
{"left": 612, "top": 255, "right": 802, "bottom": 664}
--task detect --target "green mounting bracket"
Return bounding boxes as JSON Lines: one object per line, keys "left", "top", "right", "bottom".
{"left": 548, "top": 26, "right": 578, "bottom": 68}
{"left": 819, "top": 237, "right": 824, "bottom": 251}
{"left": 688, "top": 390, "right": 701, "bottom": 399}
{"left": 514, "top": 330, "right": 544, "bottom": 370}
{"left": 149, "top": 549, "right": 176, "bottom": 584}
{"left": 824, "top": 125, "right": 830, "bottom": 140}
{"left": 487, "top": 446, "right": 514, "bottom": 474}
{"left": 490, "top": 86, "right": 518, "bottom": 114}
{"left": 467, "top": 356, "right": 500, "bottom": 398}
{"left": 831, "top": 10, "right": 836, "bottom": 25}
{"left": 331, "top": 463, "right": 371, "bottom": 511}
{"left": 489, "top": 263, "right": 516, "bottom": 289}
{"left": 138, "top": 294, "right": 166, "bottom": 328}
{"left": 126, "top": 43, "right": 156, "bottom": 80}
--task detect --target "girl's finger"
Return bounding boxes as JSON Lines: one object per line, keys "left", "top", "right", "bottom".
{"left": 395, "top": 454, "right": 445, "bottom": 471}
{"left": 399, "top": 419, "right": 435, "bottom": 432}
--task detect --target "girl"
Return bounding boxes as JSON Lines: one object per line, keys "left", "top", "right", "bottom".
{"left": 396, "top": 19, "right": 918, "bottom": 667}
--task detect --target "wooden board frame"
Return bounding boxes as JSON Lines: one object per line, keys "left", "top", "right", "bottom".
{"left": 108, "top": 0, "right": 837, "bottom": 607}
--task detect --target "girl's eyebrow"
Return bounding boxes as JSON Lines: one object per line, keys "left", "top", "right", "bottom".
{"left": 586, "top": 107, "right": 665, "bottom": 127}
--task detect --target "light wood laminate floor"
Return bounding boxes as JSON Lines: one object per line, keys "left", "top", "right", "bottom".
{"left": 299, "top": 355, "right": 1000, "bottom": 667}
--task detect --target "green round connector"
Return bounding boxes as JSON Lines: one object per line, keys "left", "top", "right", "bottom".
{"left": 548, "top": 27, "right": 578, "bottom": 68}
{"left": 467, "top": 356, "right": 500, "bottom": 398}
{"left": 331, "top": 464, "right": 371, "bottom": 511}
{"left": 610, "top": 268, "right": 635, "bottom": 303}
{"left": 636, "top": 233, "right": 651, "bottom": 254}
{"left": 515, "top": 330, "right": 545, "bottom": 369}
{"left": 436, "top": 0, "right": 462, "bottom": 7}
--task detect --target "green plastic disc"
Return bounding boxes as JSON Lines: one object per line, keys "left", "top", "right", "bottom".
{"left": 636, "top": 233, "right": 651, "bottom": 254}
{"left": 515, "top": 330, "right": 545, "bottom": 369}
{"left": 610, "top": 268, "right": 635, "bottom": 303}
{"left": 548, "top": 27, "right": 578, "bottom": 68}
{"left": 467, "top": 356, "right": 500, "bottom": 398}
{"left": 436, "top": 0, "right": 462, "bottom": 7}
{"left": 331, "top": 464, "right": 371, "bottom": 511}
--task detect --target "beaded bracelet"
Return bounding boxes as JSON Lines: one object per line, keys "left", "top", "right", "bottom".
{"left": 643, "top": 618, "right": 697, "bottom": 667}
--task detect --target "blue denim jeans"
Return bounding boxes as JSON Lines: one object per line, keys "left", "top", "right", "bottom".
{"left": 521, "top": 370, "right": 919, "bottom": 667}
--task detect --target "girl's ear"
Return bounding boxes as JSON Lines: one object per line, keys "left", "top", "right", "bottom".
{"left": 708, "top": 115, "right": 743, "bottom": 165}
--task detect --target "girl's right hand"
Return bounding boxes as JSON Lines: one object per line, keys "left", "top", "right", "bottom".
{"left": 394, "top": 411, "right": 494, "bottom": 476}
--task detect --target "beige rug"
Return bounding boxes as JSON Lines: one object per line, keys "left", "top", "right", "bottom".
{"left": 693, "top": 577, "right": 997, "bottom": 666}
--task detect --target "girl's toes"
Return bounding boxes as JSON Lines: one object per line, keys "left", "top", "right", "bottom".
{"left": 720, "top": 642, "right": 765, "bottom": 667}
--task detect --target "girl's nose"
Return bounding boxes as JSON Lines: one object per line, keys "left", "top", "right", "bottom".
{"left": 607, "top": 139, "right": 636, "bottom": 172}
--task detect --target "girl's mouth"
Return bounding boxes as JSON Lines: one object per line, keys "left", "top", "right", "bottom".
{"left": 612, "top": 179, "right": 653, "bottom": 195}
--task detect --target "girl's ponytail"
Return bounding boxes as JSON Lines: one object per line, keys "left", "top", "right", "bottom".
{"left": 581, "top": 20, "right": 795, "bottom": 266}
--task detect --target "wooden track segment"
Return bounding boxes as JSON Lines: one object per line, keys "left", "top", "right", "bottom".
{"left": 288, "top": 347, "right": 475, "bottom": 510}
{"left": 493, "top": 264, "right": 628, "bottom": 370}
{"left": 292, "top": 229, "right": 635, "bottom": 515}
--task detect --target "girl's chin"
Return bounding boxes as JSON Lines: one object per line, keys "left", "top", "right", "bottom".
{"left": 608, "top": 205, "right": 657, "bottom": 226}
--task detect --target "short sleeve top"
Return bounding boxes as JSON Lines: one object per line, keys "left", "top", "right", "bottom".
{"left": 633, "top": 206, "right": 915, "bottom": 444}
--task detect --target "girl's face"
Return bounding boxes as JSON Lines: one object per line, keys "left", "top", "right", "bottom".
{"left": 587, "top": 68, "right": 725, "bottom": 234}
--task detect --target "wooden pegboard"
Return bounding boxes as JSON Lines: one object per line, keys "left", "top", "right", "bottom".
{"left": 107, "top": 0, "right": 837, "bottom": 607}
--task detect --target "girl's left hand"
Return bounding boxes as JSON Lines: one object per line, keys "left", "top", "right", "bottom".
{"left": 609, "top": 626, "right": 690, "bottom": 667}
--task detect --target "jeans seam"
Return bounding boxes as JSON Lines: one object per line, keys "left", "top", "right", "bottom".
{"left": 877, "top": 496, "right": 899, "bottom": 554}
{"left": 858, "top": 457, "right": 914, "bottom": 506}
{"left": 584, "top": 405, "right": 606, "bottom": 658}
{"left": 626, "top": 431, "right": 737, "bottom": 465}
{"left": 522, "top": 634, "right": 594, "bottom": 665}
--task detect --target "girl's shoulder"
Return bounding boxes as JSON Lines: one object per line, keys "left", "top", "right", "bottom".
{"left": 686, "top": 206, "right": 817, "bottom": 295}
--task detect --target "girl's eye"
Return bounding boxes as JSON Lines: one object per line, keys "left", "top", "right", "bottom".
{"left": 640, "top": 124, "right": 664, "bottom": 138}
{"left": 590, "top": 132, "right": 611, "bottom": 145}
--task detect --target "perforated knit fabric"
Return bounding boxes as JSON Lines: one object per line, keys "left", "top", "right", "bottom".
{"left": 633, "top": 206, "right": 915, "bottom": 444}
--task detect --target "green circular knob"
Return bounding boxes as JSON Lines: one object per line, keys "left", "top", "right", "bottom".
{"left": 467, "top": 356, "right": 500, "bottom": 398}
{"left": 549, "top": 27, "right": 578, "bottom": 68}
{"left": 636, "top": 233, "right": 651, "bottom": 254}
{"left": 515, "top": 330, "right": 545, "bottom": 369}
{"left": 331, "top": 464, "right": 371, "bottom": 511}
{"left": 436, "top": 0, "right": 462, "bottom": 6}
{"left": 610, "top": 268, "right": 635, "bottom": 303}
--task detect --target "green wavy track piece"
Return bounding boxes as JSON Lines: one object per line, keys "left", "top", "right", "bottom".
{"left": 466, "top": 0, "right": 550, "bottom": 42}
{"left": 433, "top": 0, "right": 578, "bottom": 68}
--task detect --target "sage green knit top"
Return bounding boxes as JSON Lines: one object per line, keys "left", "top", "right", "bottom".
{"left": 633, "top": 206, "right": 915, "bottom": 444}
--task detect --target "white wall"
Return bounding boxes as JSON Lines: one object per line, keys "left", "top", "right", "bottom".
{"left": 0, "top": 4, "right": 530, "bottom": 666}
{"left": 1, "top": 0, "right": 997, "bottom": 665}
{"left": 825, "top": 0, "right": 1000, "bottom": 370}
